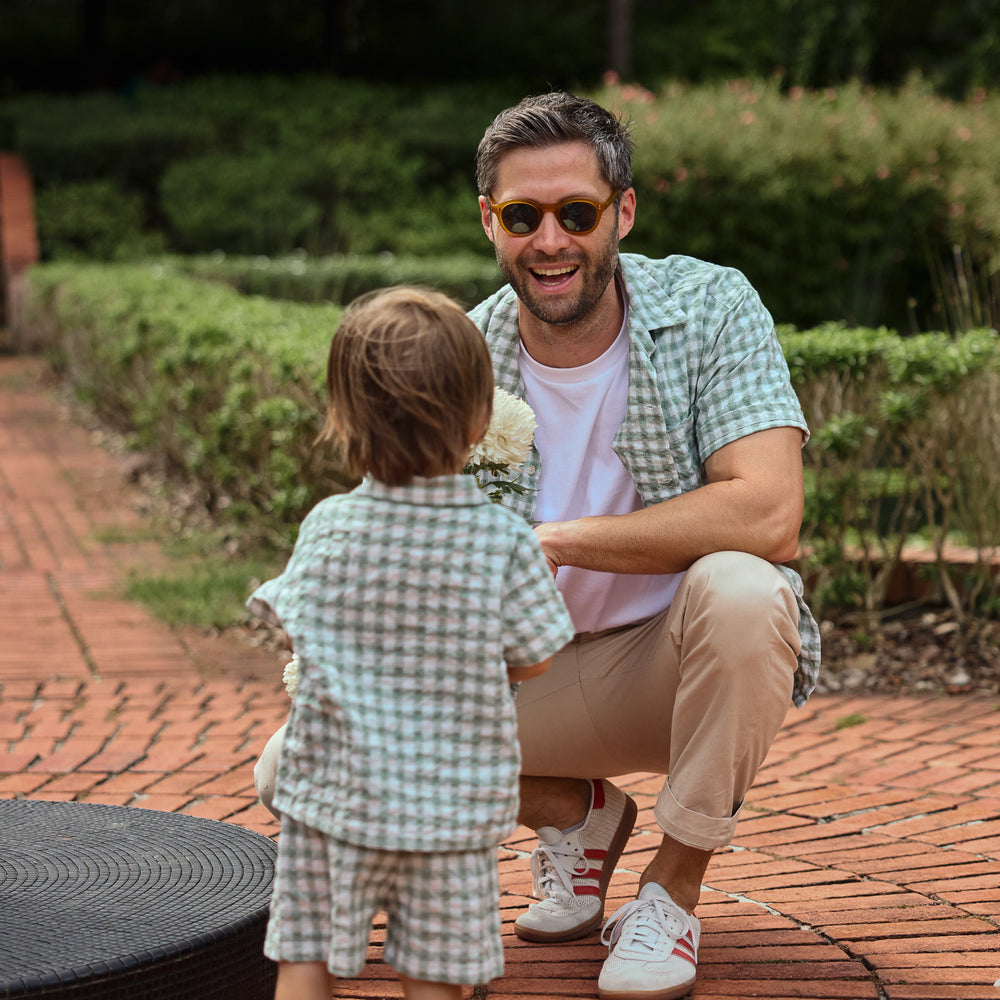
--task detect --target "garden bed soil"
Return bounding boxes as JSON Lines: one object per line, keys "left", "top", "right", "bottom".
{"left": 816, "top": 609, "right": 1000, "bottom": 697}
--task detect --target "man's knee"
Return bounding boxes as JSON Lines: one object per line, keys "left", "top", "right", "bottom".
{"left": 683, "top": 551, "right": 798, "bottom": 631}
{"left": 674, "top": 552, "right": 800, "bottom": 690}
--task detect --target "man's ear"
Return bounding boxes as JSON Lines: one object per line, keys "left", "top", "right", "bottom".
{"left": 617, "top": 188, "right": 637, "bottom": 241}
{"left": 479, "top": 196, "right": 496, "bottom": 243}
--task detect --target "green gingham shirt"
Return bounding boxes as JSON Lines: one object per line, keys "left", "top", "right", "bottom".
{"left": 248, "top": 475, "right": 575, "bottom": 851}
{"left": 469, "top": 252, "right": 821, "bottom": 707}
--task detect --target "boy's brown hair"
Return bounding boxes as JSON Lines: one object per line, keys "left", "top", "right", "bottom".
{"left": 320, "top": 286, "right": 494, "bottom": 486}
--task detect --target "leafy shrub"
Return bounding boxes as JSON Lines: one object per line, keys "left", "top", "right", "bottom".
{"left": 784, "top": 324, "right": 1000, "bottom": 622}
{"left": 171, "top": 252, "right": 503, "bottom": 310}
{"left": 160, "top": 152, "right": 325, "bottom": 255}
{"left": 6, "top": 75, "right": 1000, "bottom": 331}
{"left": 601, "top": 76, "right": 1000, "bottom": 331}
{"left": 23, "top": 262, "right": 350, "bottom": 544}
{"left": 9, "top": 91, "right": 216, "bottom": 196}
{"left": 34, "top": 180, "right": 165, "bottom": 261}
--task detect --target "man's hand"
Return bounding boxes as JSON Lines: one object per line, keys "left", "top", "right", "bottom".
{"left": 534, "top": 525, "right": 562, "bottom": 577}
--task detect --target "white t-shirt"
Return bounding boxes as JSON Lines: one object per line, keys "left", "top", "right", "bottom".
{"left": 519, "top": 312, "right": 683, "bottom": 634}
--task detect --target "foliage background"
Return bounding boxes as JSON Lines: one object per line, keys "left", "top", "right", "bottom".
{"left": 2, "top": 0, "right": 999, "bottom": 98}
{"left": 4, "top": 74, "right": 999, "bottom": 332}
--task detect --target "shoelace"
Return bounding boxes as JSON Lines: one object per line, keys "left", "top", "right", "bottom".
{"left": 601, "top": 896, "right": 685, "bottom": 954}
{"left": 530, "top": 840, "right": 590, "bottom": 905}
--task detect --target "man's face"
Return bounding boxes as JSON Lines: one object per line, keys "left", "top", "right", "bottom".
{"left": 479, "top": 142, "right": 635, "bottom": 329}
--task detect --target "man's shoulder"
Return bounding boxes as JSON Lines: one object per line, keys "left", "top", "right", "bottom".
{"left": 467, "top": 281, "right": 516, "bottom": 331}
{"left": 621, "top": 252, "right": 754, "bottom": 304}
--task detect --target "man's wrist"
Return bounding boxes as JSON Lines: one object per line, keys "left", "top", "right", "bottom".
{"left": 534, "top": 518, "right": 586, "bottom": 569}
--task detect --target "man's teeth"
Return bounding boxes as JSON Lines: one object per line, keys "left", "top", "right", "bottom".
{"left": 532, "top": 265, "right": 576, "bottom": 277}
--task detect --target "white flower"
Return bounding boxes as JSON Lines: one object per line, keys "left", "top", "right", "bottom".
{"left": 282, "top": 654, "right": 299, "bottom": 699}
{"left": 468, "top": 388, "right": 536, "bottom": 468}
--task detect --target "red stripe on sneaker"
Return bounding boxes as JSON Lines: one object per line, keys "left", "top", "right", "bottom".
{"left": 575, "top": 885, "right": 601, "bottom": 896}
{"left": 672, "top": 932, "right": 697, "bottom": 965}
{"left": 575, "top": 867, "right": 602, "bottom": 881}
{"left": 584, "top": 849, "right": 607, "bottom": 860}
{"left": 672, "top": 945, "right": 697, "bottom": 966}
{"left": 591, "top": 779, "right": 605, "bottom": 810}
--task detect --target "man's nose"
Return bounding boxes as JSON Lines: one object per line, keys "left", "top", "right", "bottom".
{"left": 530, "top": 210, "right": 573, "bottom": 253}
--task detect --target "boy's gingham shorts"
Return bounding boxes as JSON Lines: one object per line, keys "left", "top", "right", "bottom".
{"left": 265, "top": 816, "right": 504, "bottom": 985}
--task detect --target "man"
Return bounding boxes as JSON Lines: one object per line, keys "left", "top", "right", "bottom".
{"left": 469, "top": 91, "right": 820, "bottom": 1000}
{"left": 255, "top": 90, "right": 820, "bottom": 1000}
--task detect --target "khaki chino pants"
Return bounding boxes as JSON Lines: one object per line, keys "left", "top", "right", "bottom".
{"left": 254, "top": 551, "right": 800, "bottom": 852}
{"left": 516, "top": 550, "right": 800, "bottom": 850}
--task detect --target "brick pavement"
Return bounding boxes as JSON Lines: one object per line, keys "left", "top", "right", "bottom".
{"left": 2, "top": 353, "right": 999, "bottom": 999}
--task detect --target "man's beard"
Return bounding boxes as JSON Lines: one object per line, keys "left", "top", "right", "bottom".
{"left": 494, "top": 233, "right": 620, "bottom": 328}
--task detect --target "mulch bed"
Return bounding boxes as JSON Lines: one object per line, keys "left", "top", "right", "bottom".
{"left": 816, "top": 608, "right": 1000, "bottom": 696}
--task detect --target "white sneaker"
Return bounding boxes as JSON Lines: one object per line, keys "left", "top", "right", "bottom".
{"left": 598, "top": 882, "right": 701, "bottom": 1000}
{"left": 514, "top": 778, "right": 637, "bottom": 942}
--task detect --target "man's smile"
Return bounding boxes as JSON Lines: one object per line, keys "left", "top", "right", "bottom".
{"left": 529, "top": 264, "right": 580, "bottom": 287}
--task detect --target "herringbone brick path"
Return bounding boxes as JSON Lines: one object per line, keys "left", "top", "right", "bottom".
{"left": 2, "top": 354, "right": 998, "bottom": 999}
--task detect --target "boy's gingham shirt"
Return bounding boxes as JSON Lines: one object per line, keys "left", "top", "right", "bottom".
{"left": 248, "top": 475, "right": 574, "bottom": 852}
{"left": 469, "top": 252, "right": 821, "bottom": 707}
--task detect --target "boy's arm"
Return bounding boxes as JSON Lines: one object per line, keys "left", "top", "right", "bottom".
{"left": 507, "top": 656, "right": 552, "bottom": 683}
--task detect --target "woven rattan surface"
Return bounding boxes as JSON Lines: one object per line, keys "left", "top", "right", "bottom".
{"left": 0, "top": 799, "right": 277, "bottom": 999}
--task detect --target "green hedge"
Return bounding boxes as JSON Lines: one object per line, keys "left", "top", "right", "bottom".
{"left": 169, "top": 252, "right": 504, "bottom": 311}
{"left": 2, "top": 76, "right": 500, "bottom": 262}
{"left": 599, "top": 77, "right": 1000, "bottom": 331}
{"left": 780, "top": 322, "right": 1000, "bottom": 621}
{"left": 23, "top": 262, "right": 349, "bottom": 542}
{"left": 34, "top": 180, "right": 167, "bottom": 261}
{"left": 4, "top": 75, "right": 1000, "bottom": 330}
{"left": 20, "top": 262, "right": 1000, "bottom": 621}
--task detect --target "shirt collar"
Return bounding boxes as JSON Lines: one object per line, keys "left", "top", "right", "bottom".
{"left": 356, "top": 474, "right": 491, "bottom": 508}
{"left": 618, "top": 254, "right": 688, "bottom": 354}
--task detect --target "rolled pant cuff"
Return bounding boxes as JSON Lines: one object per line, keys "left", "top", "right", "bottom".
{"left": 654, "top": 780, "right": 739, "bottom": 851}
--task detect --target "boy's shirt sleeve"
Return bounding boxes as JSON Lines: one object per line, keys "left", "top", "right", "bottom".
{"left": 247, "top": 576, "right": 284, "bottom": 628}
{"left": 245, "top": 497, "right": 331, "bottom": 631}
{"left": 501, "top": 519, "right": 575, "bottom": 667}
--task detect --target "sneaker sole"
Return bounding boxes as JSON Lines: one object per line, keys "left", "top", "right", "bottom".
{"left": 598, "top": 975, "right": 696, "bottom": 1000}
{"left": 515, "top": 791, "right": 639, "bottom": 943}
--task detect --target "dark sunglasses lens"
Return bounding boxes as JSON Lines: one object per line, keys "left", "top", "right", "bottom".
{"left": 500, "top": 202, "right": 541, "bottom": 234}
{"left": 559, "top": 201, "right": 600, "bottom": 233}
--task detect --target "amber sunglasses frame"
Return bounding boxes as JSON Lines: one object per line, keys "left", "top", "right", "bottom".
{"left": 488, "top": 190, "right": 621, "bottom": 237}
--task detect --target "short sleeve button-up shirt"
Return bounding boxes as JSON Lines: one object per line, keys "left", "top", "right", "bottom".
{"left": 469, "top": 252, "right": 821, "bottom": 707}
{"left": 248, "top": 475, "right": 575, "bottom": 851}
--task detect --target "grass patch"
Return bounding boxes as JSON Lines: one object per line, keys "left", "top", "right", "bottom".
{"left": 123, "top": 551, "right": 284, "bottom": 629}
{"left": 120, "top": 520, "right": 287, "bottom": 629}
{"left": 835, "top": 712, "right": 868, "bottom": 731}
{"left": 91, "top": 522, "right": 162, "bottom": 545}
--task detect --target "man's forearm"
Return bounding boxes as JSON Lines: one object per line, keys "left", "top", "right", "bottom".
{"left": 534, "top": 480, "right": 799, "bottom": 576}
{"left": 534, "top": 426, "right": 806, "bottom": 575}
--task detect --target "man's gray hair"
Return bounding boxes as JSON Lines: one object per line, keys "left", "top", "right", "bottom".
{"left": 476, "top": 92, "right": 634, "bottom": 198}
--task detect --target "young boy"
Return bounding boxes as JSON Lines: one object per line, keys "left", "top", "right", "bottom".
{"left": 248, "top": 286, "right": 575, "bottom": 1000}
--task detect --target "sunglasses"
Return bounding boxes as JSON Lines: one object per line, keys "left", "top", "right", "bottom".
{"left": 488, "top": 191, "right": 620, "bottom": 237}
